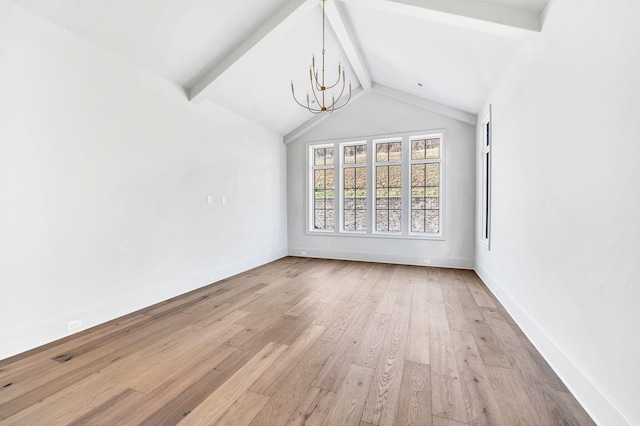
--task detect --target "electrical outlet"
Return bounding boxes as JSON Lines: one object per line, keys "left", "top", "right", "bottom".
{"left": 301, "top": 251, "right": 307, "bottom": 256}
{"left": 207, "top": 195, "right": 213, "bottom": 204}
{"left": 423, "top": 259, "right": 431, "bottom": 265}
{"left": 67, "top": 319, "right": 82, "bottom": 331}
{"left": 209, "top": 274, "right": 216, "bottom": 282}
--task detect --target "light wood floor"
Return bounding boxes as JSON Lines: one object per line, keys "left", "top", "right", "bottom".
{"left": 0, "top": 257, "right": 594, "bottom": 425}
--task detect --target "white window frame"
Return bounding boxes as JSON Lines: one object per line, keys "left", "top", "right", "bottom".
{"left": 306, "top": 130, "right": 445, "bottom": 240}
{"left": 339, "top": 140, "right": 369, "bottom": 233}
{"left": 408, "top": 134, "right": 444, "bottom": 237}
{"left": 480, "top": 106, "right": 492, "bottom": 249}
{"left": 308, "top": 143, "right": 335, "bottom": 233}
{"left": 372, "top": 137, "right": 403, "bottom": 235}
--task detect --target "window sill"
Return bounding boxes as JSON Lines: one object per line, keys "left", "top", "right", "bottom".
{"left": 307, "top": 230, "right": 445, "bottom": 241}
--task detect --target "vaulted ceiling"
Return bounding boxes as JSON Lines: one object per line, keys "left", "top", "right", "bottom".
{"left": 9, "top": 0, "right": 547, "bottom": 139}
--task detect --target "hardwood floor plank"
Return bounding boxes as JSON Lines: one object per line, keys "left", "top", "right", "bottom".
{"left": 432, "top": 415, "right": 468, "bottom": 425}
{"left": 248, "top": 339, "right": 336, "bottom": 425}
{"left": 0, "top": 258, "right": 593, "bottom": 426}
{"left": 0, "top": 312, "right": 194, "bottom": 419}
{"left": 485, "top": 365, "right": 543, "bottom": 425}
{"left": 285, "top": 387, "right": 336, "bottom": 426}
{"left": 428, "top": 303, "right": 468, "bottom": 424}
{"left": 94, "top": 343, "right": 240, "bottom": 425}
{"left": 361, "top": 304, "right": 410, "bottom": 425}
{"left": 352, "top": 313, "right": 391, "bottom": 368}
{"left": 178, "top": 342, "right": 288, "bottom": 425}
{"left": 552, "top": 390, "right": 597, "bottom": 426}
{"left": 465, "top": 281, "right": 496, "bottom": 309}
{"left": 395, "top": 361, "right": 432, "bottom": 426}
{"left": 376, "top": 290, "right": 399, "bottom": 315}
{"left": 321, "top": 301, "right": 362, "bottom": 343}
{"left": 467, "top": 318, "right": 511, "bottom": 369}
{"left": 249, "top": 324, "right": 326, "bottom": 395}
{"left": 405, "top": 288, "right": 430, "bottom": 365}
{"left": 66, "top": 388, "right": 146, "bottom": 426}
{"left": 314, "top": 298, "right": 379, "bottom": 392}
{"left": 215, "top": 391, "right": 270, "bottom": 426}
{"left": 313, "top": 286, "right": 357, "bottom": 327}
{"left": 127, "top": 312, "right": 248, "bottom": 394}
{"left": 323, "top": 364, "right": 375, "bottom": 426}
{"left": 138, "top": 345, "right": 259, "bottom": 425}
{"left": 455, "top": 286, "right": 484, "bottom": 322}
{"left": 451, "top": 331, "right": 504, "bottom": 425}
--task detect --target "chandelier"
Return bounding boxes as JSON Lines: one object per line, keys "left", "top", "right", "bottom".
{"left": 291, "top": 0, "right": 351, "bottom": 113}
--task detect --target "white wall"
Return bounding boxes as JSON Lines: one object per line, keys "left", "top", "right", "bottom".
{"left": 475, "top": 0, "right": 640, "bottom": 424}
{"left": 0, "top": 1, "right": 287, "bottom": 360}
{"left": 287, "top": 92, "right": 476, "bottom": 268}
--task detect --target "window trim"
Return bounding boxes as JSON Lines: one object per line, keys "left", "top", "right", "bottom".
{"left": 480, "top": 105, "right": 492, "bottom": 249}
{"left": 339, "top": 140, "right": 368, "bottom": 234}
{"left": 306, "top": 130, "right": 445, "bottom": 240}
{"left": 372, "top": 137, "right": 403, "bottom": 235}
{"left": 307, "top": 143, "right": 335, "bottom": 234}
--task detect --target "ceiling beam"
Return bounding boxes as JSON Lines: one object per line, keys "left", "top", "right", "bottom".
{"left": 373, "top": 84, "right": 477, "bottom": 125}
{"left": 337, "top": 0, "right": 541, "bottom": 40}
{"left": 284, "top": 86, "right": 365, "bottom": 144}
{"left": 323, "top": 0, "right": 372, "bottom": 91}
{"left": 189, "top": 0, "right": 316, "bottom": 104}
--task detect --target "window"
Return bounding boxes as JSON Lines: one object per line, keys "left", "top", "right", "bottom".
{"left": 375, "top": 140, "right": 402, "bottom": 232}
{"left": 311, "top": 145, "right": 335, "bottom": 231}
{"left": 342, "top": 142, "right": 367, "bottom": 231}
{"left": 308, "top": 131, "right": 444, "bottom": 239}
{"left": 411, "top": 137, "right": 441, "bottom": 234}
{"left": 481, "top": 107, "right": 492, "bottom": 247}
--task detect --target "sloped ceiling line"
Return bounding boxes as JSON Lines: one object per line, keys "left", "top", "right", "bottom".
{"left": 372, "top": 84, "right": 477, "bottom": 125}
{"left": 188, "top": 0, "right": 316, "bottom": 104}
{"left": 338, "top": 0, "right": 541, "bottom": 40}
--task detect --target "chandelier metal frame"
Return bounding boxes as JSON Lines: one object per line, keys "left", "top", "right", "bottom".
{"left": 291, "top": 0, "right": 352, "bottom": 114}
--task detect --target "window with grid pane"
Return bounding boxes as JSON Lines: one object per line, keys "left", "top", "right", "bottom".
{"left": 343, "top": 143, "right": 367, "bottom": 231}
{"left": 375, "top": 141, "right": 402, "bottom": 232}
{"left": 307, "top": 131, "right": 443, "bottom": 238}
{"left": 312, "top": 146, "right": 335, "bottom": 230}
{"left": 411, "top": 138, "right": 440, "bottom": 233}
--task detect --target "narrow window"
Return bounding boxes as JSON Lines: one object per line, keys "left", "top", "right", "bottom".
{"left": 311, "top": 146, "right": 335, "bottom": 230}
{"left": 342, "top": 143, "right": 367, "bottom": 231}
{"left": 481, "top": 110, "right": 492, "bottom": 245}
{"left": 375, "top": 140, "right": 402, "bottom": 232}
{"left": 411, "top": 137, "right": 441, "bottom": 234}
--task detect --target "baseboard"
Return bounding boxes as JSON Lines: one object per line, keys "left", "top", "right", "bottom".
{"left": 474, "top": 264, "right": 634, "bottom": 426}
{"left": 0, "top": 249, "right": 287, "bottom": 361}
{"left": 288, "top": 247, "right": 474, "bottom": 269}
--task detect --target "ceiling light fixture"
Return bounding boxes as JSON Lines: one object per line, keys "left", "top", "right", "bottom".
{"left": 291, "top": 0, "right": 351, "bottom": 114}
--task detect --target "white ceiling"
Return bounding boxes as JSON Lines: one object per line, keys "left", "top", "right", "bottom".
{"left": 8, "top": 0, "right": 548, "bottom": 137}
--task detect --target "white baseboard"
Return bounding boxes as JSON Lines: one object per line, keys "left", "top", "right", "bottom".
{"left": 0, "top": 249, "right": 287, "bottom": 361}
{"left": 288, "top": 247, "right": 474, "bottom": 269}
{"left": 474, "top": 264, "right": 634, "bottom": 426}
